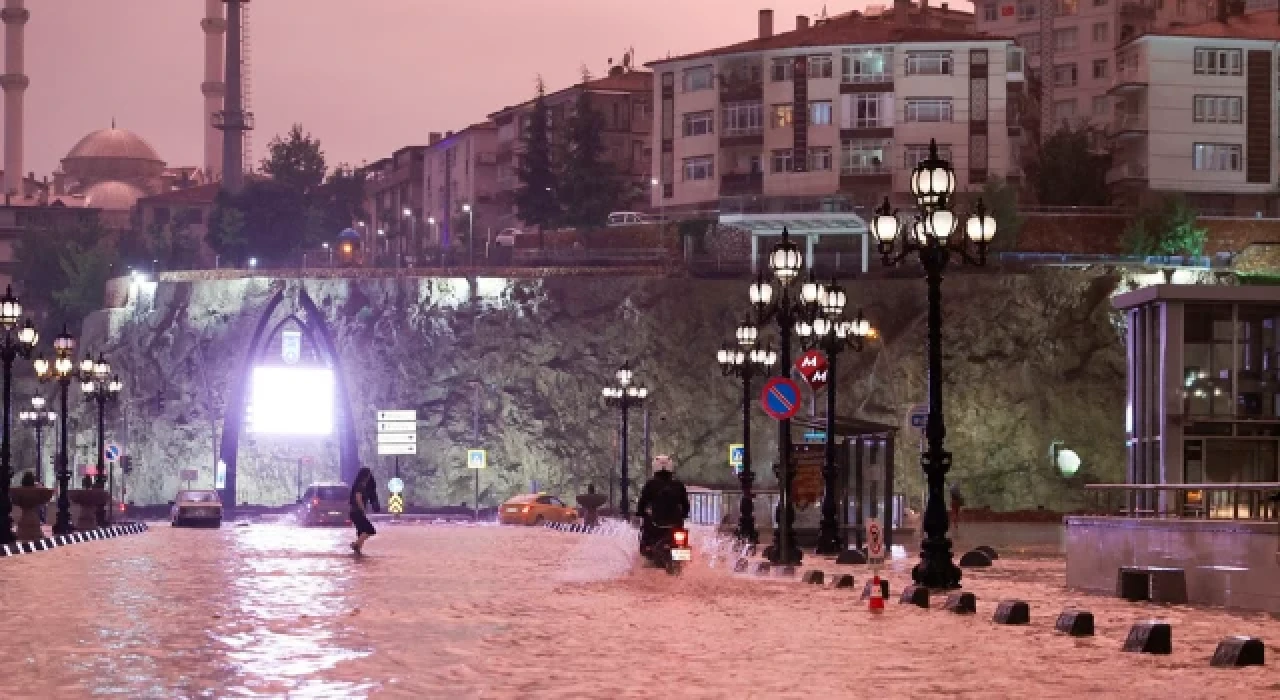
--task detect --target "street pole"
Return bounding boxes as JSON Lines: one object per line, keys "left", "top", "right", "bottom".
{"left": 0, "top": 351, "right": 14, "bottom": 545}
{"left": 54, "top": 381, "right": 71, "bottom": 535}
{"left": 776, "top": 318, "right": 794, "bottom": 564}
{"left": 917, "top": 251, "right": 956, "bottom": 587}
{"left": 35, "top": 423, "right": 44, "bottom": 485}
{"left": 473, "top": 382, "right": 480, "bottom": 521}
{"left": 642, "top": 405, "right": 650, "bottom": 481}
{"left": 740, "top": 368, "right": 755, "bottom": 542}
{"left": 818, "top": 350, "right": 840, "bottom": 554}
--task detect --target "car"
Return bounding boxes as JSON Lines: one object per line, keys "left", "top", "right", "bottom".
{"left": 606, "top": 211, "right": 648, "bottom": 227}
{"left": 299, "top": 483, "right": 351, "bottom": 526}
{"left": 494, "top": 228, "right": 525, "bottom": 247}
{"left": 499, "top": 493, "right": 579, "bottom": 526}
{"left": 171, "top": 489, "right": 223, "bottom": 527}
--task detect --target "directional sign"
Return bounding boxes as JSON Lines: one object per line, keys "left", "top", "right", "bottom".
{"left": 377, "top": 421, "right": 417, "bottom": 433}
{"left": 803, "top": 431, "right": 827, "bottom": 443}
{"left": 760, "top": 377, "right": 802, "bottom": 421}
{"left": 729, "top": 444, "right": 745, "bottom": 469}
{"left": 794, "top": 350, "right": 829, "bottom": 391}
{"left": 180, "top": 469, "right": 198, "bottom": 483}
{"left": 376, "top": 433, "right": 416, "bottom": 444}
{"left": 867, "top": 519, "right": 885, "bottom": 568}
{"left": 908, "top": 403, "right": 928, "bottom": 430}
{"left": 467, "top": 449, "right": 487, "bottom": 469}
{"left": 104, "top": 443, "right": 122, "bottom": 463}
{"left": 378, "top": 443, "right": 418, "bottom": 456}
{"left": 377, "top": 410, "right": 417, "bottom": 422}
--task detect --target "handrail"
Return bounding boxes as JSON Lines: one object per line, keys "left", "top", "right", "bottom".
{"left": 1082, "top": 482, "right": 1280, "bottom": 522}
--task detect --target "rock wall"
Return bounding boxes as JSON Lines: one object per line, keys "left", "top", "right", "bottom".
{"left": 78, "top": 269, "right": 1129, "bottom": 511}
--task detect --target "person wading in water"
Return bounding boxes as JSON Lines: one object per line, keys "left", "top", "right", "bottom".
{"left": 350, "top": 467, "right": 380, "bottom": 554}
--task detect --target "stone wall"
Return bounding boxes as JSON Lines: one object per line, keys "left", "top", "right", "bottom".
{"left": 77, "top": 269, "right": 1129, "bottom": 512}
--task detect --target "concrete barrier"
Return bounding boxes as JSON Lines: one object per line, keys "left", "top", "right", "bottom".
{"left": 1054, "top": 610, "right": 1095, "bottom": 637}
{"left": 975, "top": 545, "right": 998, "bottom": 560}
{"left": 1, "top": 522, "right": 149, "bottom": 558}
{"left": 900, "top": 585, "right": 930, "bottom": 609}
{"left": 831, "top": 574, "right": 855, "bottom": 589}
{"left": 1210, "top": 636, "right": 1264, "bottom": 667}
{"left": 1123, "top": 621, "right": 1172, "bottom": 655}
{"left": 802, "top": 570, "right": 824, "bottom": 585}
{"left": 994, "top": 600, "right": 1031, "bottom": 625}
{"left": 944, "top": 592, "right": 977, "bottom": 614}
{"left": 959, "top": 550, "right": 993, "bottom": 567}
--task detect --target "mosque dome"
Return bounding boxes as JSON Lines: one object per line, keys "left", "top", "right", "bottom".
{"left": 82, "top": 180, "right": 147, "bottom": 211}
{"left": 61, "top": 127, "right": 166, "bottom": 184}
{"left": 65, "top": 127, "right": 162, "bottom": 163}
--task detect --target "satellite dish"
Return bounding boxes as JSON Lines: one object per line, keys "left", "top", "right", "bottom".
{"left": 1056, "top": 449, "right": 1081, "bottom": 477}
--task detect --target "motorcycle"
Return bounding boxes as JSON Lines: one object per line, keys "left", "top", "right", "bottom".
{"left": 641, "top": 523, "right": 692, "bottom": 575}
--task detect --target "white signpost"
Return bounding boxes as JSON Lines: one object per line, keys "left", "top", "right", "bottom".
{"left": 867, "top": 518, "right": 885, "bottom": 569}
{"left": 377, "top": 410, "right": 418, "bottom": 456}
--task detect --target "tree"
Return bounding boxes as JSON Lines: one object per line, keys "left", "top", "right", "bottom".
{"left": 260, "top": 123, "right": 327, "bottom": 196}
{"left": 1122, "top": 193, "right": 1208, "bottom": 258}
{"left": 1022, "top": 124, "right": 1111, "bottom": 207}
{"left": 515, "top": 77, "right": 560, "bottom": 247}
{"left": 206, "top": 192, "right": 249, "bottom": 264}
{"left": 558, "top": 77, "right": 622, "bottom": 229}
{"left": 12, "top": 216, "right": 117, "bottom": 335}
{"left": 981, "top": 177, "right": 1024, "bottom": 252}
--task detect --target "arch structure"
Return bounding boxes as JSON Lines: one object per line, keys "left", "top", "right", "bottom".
{"left": 216, "top": 284, "right": 360, "bottom": 509}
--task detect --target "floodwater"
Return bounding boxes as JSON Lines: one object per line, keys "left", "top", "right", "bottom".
{"left": 0, "top": 522, "right": 1276, "bottom": 699}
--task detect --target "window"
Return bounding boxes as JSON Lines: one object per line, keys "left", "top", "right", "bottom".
{"left": 771, "top": 58, "right": 793, "bottom": 82}
{"left": 1194, "top": 49, "right": 1243, "bottom": 76}
{"left": 1193, "top": 143, "right": 1242, "bottom": 171}
{"left": 1057, "top": 0, "right": 1079, "bottom": 15}
{"left": 771, "top": 104, "right": 794, "bottom": 128}
{"left": 633, "top": 100, "right": 650, "bottom": 124}
{"left": 722, "top": 101, "right": 763, "bottom": 135}
{"left": 771, "top": 149, "right": 793, "bottom": 173}
{"left": 841, "top": 139, "right": 891, "bottom": 173}
{"left": 1092, "top": 22, "right": 1109, "bottom": 43}
{"left": 1018, "top": 33, "right": 1041, "bottom": 56}
{"left": 683, "top": 155, "right": 715, "bottom": 180}
{"left": 983, "top": 2, "right": 998, "bottom": 20}
{"left": 1193, "top": 96, "right": 1243, "bottom": 124}
{"left": 1054, "top": 28, "right": 1078, "bottom": 51}
{"left": 1092, "top": 96, "right": 1110, "bottom": 115}
{"left": 1176, "top": 0, "right": 1186, "bottom": 14}
{"left": 682, "top": 110, "right": 714, "bottom": 137}
{"left": 808, "top": 55, "right": 834, "bottom": 79}
{"left": 906, "top": 51, "right": 952, "bottom": 75}
{"left": 904, "top": 98, "right": 953, "bottom": 122}
{"left": 1053, "top": 99, "right": 1078, "bottom": 121}
{"left": 1017, "top": 0, "right": 1038, "bottom": 20}
{"left": 808, "top": 147, "right": 833, "bottom": 171}
{"left": 809, "top": 100, "right": 833, "bottom": 125}
{"left": 854, "top": 93, "right": 886, "bottom": 127}
{"left": 682, "top": 65, "right": 714, "bottom": 92}
{"left": 1093, "top": 59, "right": 1109, "bottom": 80}
{"left": 842, "top": 47, "right": 892, "bottom": 82}
{"left": 905, "top": 142, "right": 952, "bottom": 168}
{"left": 1053, "top": 63, "right": 1078, "bottom": 87}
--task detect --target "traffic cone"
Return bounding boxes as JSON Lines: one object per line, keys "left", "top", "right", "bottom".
{"left": 869, "top": 575, "right": 884, "bottom": 614}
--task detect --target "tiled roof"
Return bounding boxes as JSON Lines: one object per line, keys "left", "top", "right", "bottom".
{"left": 1132, "top": 10, "right": 1280, "bottom": 41}
{"left": 648, "top": 14, "right": 1002, "bottom": 65}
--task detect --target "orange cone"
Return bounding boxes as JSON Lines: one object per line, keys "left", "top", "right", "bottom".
{"left": 869, "top": 575, "right": 884, "bottom": 614}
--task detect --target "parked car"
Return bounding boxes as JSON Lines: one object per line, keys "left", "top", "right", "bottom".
{"left": 299, "top": 483, "right": 351, "bottom": 526}
{"left": 499, "top": 493, "right": 579, "bottom": 526}
{"left": 170, "top": 489, "right": 223, "bottom": 527}
{"left": 494, "top": 228, "right": 525, "bottom": 247}
{"left": 607, "top": 211, "right": 648, "bottom": 227}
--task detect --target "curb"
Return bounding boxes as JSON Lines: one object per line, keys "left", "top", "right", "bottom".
{"left": 0, "top": 522, "right": 149, "bottom": 557}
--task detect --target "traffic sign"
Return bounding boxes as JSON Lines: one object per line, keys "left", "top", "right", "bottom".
{"left": 104, "top": 444, "right": 121, "bottom": 463}
{"left": 377, "top": 410, "right": 417, "bottom": 422}
{"left": 387, "top": 477, "right": 405, "bottom": 494}
{"left": 467, "top": 449, "right": 487, "bottom": 469}
{"left": 377, "top": 421, "right": 417, "bottom": 433}
{"left": 728, "top": 444, "right": 745, "bottom": 469}
{"left": 867, "top": 519, "right": 885, "bottom": 568}
{"left": 760, "top": 377, "right": 802, "bottom": 421}
{"left": 377, "top": 444, "right": 417, "bottom": 456}
{"left": 376, "top": 433, "right": 416, "bottom": 444}
{"left": 388, "top": 493, "right": 404, "bottom": 515}
{"left": 908, "top": 403, "right": 928, "bottom": 429}
{"left": 180, "top": 469, "right": 198, "bottom": 482}
{"left": 795, "top": 350, "right": 829, "bottom": 390}
{"left": 803, "top": 430, "right": 827, "bottom": 443}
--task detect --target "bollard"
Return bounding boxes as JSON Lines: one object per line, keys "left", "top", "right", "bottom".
{"left": 1123, "top": 621, "right": 1172, "bottom": 655}
{"left": 836, "top": 549, "right": 868, "bottom": 565}
{"left": 754, "top": 561, "right": 772, "bottom": 576}
{"left": 831, "top": 573, "right": 855, "bottom": 589}
{"left": 802, "top": 570, "right": 825, "bottom": 585}
{"left": 994, "top": 600, "right": 1031, "bottom": 625}
{"left": 1210, "top": 636, "right": 1264, "bottom": 668}
{"left": 868, "top": 575, "right": 885, "bottom": 614}
{"left": 776, "top": 565, "right": 796, "bottom": 577}
{"left": 944, "top": 592, "right": 977, "bottom": 615}
{"left": 959, "top": 550, "right": 993, "bottom": 568}
{"left": 899, "top": 585, "right": 930, "bottom": 609}
{"left": 1055, "top": 610, "right": 1095, "bottom": 637}
{"left": 975, "top": 545, "right": 998, "bottom": 560}
{"left": 861, "top": 577, "right": 890, "bottom": 601}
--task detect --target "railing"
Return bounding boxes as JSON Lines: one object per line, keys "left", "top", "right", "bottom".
{"left": 720, "top": 172, "right": 764, "bottom": 196}
{"left": 1112, "top": 66, "right": 1148, "bottom": 87}
{"left": 1083, "top": 483, "right": 1280, "bottom": 521}
{"left": 994, "top": 252, "right": 1233, "bottom": 269}
{"left": 719, "top": 194, "right": 869, "bottom": 216}
{"left": 510, "top": 247, "right": 673, "bottom": 267}
{"left": 1111, "top": 112, "right": 1147, "bottom": 132}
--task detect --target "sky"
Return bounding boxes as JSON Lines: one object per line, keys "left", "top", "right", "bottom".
{"left": 18, "top": 0, "right": 922, "bottom": 177}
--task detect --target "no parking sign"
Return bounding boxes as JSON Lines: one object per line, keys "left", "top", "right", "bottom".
{"left": 105, "top": 444, "right": 121, "bottom": 463}
{"left": 759, "top": 377, "right": 801, "bottom": 421}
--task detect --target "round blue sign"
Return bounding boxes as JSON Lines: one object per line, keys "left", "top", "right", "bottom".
{"left": 104, "top": 444, "right": 121, "bottom": 462}
{"left": 760, "top": 377, "right": 802, "bottom": 421}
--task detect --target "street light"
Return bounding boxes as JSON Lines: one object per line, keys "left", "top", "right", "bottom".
{"left": 462, "top": 204, "right": 474, "bottom": 267}
{"left": 746, "top": 229, "right": 824, "bottom": 566}
{"left": 0, "top": 285, "right": 37, "bottom": 545}
{"left": 601, "top": 361, "right": 648, "bottom": 519}
{"left": 401, "top": 207, "right": 414, "bottom": 268}
{"left": 19, "top": 396, "right": 57, "bottom": 487}
{"left": 81, "top": 353, "right": 122, "bottom": 523}
{"left": 868, "top": 137, "right": 995, "bottom": 589}
{"left": 796, "top": 280, "right": 871, "bottom": 554}
{"left": 322, "top": 242, "right": 333, "bottom": 266}
{"left": 34, "top": 326, "right": 90, "bottom": 535}
{"left": 248, "top": 257, "right": 258, "bottom": 269}
{"left": 717, "top": 318, "right": 776, "bottom": 543}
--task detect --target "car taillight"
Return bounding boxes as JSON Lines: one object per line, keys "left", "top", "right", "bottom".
{"left": 119, "top": 503, "right": 126, "bottom": 511}
{"left": 673, "top": 529, "right": 688, "bottom": 547}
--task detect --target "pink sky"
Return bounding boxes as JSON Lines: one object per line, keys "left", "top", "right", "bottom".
{"left": 18, "top": 0, "right": 929, "bottom": 177}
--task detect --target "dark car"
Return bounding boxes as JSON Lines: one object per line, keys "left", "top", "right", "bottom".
{"left": 299, "top": 483, "right": 350, "bottom": 526}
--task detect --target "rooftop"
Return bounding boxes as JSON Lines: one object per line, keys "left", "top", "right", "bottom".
{"left": 488, "top": 69, "right": 652, "bottom": 118}
{"left": 136, "top": 182, "right": 222, "bottom": 207}
{"left": 1128, "top": 10, "right": 1280, "bottom": 42}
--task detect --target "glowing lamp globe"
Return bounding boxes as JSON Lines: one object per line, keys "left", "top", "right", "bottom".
{"left": 1056, "top": 448, "right": 1082, "bottom": 477}
{"left": 966, "top": 211, "right": 998, "bottom": 244}
{"left": 871, "top": 205, "right": 898, "bottom": 245}
{"left": 736, "top": 320, "right": 758, "bottom": 346}
{"left": 768, "top": 232, "right": 803, "bottom": 283}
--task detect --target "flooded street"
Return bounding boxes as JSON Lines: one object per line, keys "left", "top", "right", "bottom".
{"left": 0, "top": 523, "right": 1276, "bottom": 699}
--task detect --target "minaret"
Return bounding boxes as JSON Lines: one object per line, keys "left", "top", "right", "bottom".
{"left": 201, "top": 0, "right": 226, "bottom": 181}
{"left": 216, "top": 0, "right": 252, "bottom": 194}
{"left": 1, "top": 0, "right": 29, "bottom": 198}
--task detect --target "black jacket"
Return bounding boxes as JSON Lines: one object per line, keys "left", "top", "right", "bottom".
{"left": 637, "top": 471, "right": 690, "bottom": 525}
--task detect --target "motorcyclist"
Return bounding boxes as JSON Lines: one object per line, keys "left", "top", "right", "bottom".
{"left": 636, "top": 455, "right": 690, "bottom": 556}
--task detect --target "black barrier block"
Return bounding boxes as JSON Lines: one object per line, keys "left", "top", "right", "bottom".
{"left": 975, "top": 545, "right": 998, "bottom": 560}
{"left": 836, "top": 549, "right": 867, "bottom": 565}
{"left": 900, "top": 585, "right": 930, "bottom": 609}
{"left": 733, "top": 558, "right": 750, "bottom": 573}
{"left": 802, "top": 570, "right": 824, "bottom": 585}
{"left": 860, "top": 578, "right": 890, "bottom": 600}
{"left": 994, "top": 600, "right": 1031, "bottom": 625}
{"left": 1123, "top": 621, "right": 1172, "bottom": 655}
{"left": 1210, "top": 636, "right": 1264, "bottom": 668}
{"left": 754, "top": 562, "right": 772, "bottom": 575}
{"left": 959, "top": 550, "right": 993, "bottom": 568}
{"left": 776, "top": 565, "right": 796, "bottom": 577}
{"left": 1054, "top": 610, "right": 1095, "bottom": 637}
{"left": 944, "top": 592, "right": 977, "bottom": 614}
{"left": 832, "top": 574, "right": 855, "bottom": 589}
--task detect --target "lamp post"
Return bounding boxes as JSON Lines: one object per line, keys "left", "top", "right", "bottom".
{"left": 463, "top": 204, "right": 474, "bottom": 267}
{"left": 748, "top": 230, "right": 824, "bottom": 566}
{"left": 868, "top": 138, "right": 996, "bottom": 589}
{"left": 402, "top": 207, "right": 415, "bottom": 267}
{"left": 19, "top": 397, "right": 57, "bottom": 487}
{"left": 716, "top": 320, "right": 776, "bottom": 544}
{"left": 795, "top": 280, "right": 871, "bottom": 555}
{"left": 602, "top": 361, "right": 648, "bottom": 519}
{"left": 322, "top": 242, "right": 333, "bottom": 266}
{"left": 34, "top": 327, "right": 88, "bottom": 535}
{"left": 0, "top": 285, "right": 38, "bottom": 545}
{"left": 81, "top": 353, "right": 122, "bottom": 522}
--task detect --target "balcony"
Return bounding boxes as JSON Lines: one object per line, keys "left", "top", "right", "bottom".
{"left": 1106, "top": 161, "right": 1148, "bottom": 184}
{"left": 1119, "top": 0, "right": 1157, "bottom": 20}
{"left": 1108, "top": 67, "right": 1148, "bottom": 94}
{"left": 719, "top": 76, "right": 763, "bottom": 102}
{"left": 720, "top": 172, "right": 764, "bottom": 197}
{"left": 1109, "top": 112, "right": 1148, "bottom": 139}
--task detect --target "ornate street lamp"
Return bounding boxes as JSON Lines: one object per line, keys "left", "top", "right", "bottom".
{"left": 82, "top": 353, "right": 123, "bottom": 523}
{"left": 34, "top": 326, "right": 91, "bottom": 536}
{"left": 0, "top": 285, "right": 38, "bottom": 545}
{"left": 19, "top": 396, "right": 58, "bottom": 487}
{"left": 868, "top": 138, "right": 996, "bottom": 589}
{"left": 716, "top": 317, "right": 776, "bottom": 544}
{"left": 602, "top": 361, "right": 648, "bottom": 519}
{"left": 796, "top": 280, "right": 871, "bottom": 555}
{"left": 748, "top": 229, "right": 825, "bottom": 565}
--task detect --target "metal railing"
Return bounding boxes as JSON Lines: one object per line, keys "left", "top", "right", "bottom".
{"left": 510, "top": 247, "right": 673, "bottom": 267}
{"left": 1083, "top": 483, "right": 1280, "bottom": 521}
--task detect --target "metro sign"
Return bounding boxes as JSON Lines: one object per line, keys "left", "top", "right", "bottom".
{"left": 795, "top": 349, "right": 829, "bottom": 391}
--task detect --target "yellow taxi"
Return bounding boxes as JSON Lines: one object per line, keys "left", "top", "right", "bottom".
{"left": 499, "top": 493, "right": 579, "bottom": 526}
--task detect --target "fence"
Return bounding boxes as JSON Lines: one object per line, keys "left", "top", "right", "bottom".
{"left": 1083, "top": 483, "right": 1280, "bottom": 521}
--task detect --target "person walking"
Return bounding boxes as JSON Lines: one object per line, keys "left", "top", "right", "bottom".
{"left": 349, "top": 467, "right": 380, "bottom": 555}
{"left": 948, "top": 481, "right": 964, "bottom": 534}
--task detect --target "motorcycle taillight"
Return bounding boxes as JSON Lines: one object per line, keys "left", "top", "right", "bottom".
{"left": 673, "top": 529, "right": 689, "bottom": 547}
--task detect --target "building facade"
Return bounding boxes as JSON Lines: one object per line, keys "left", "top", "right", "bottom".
{"left": 1108, "top": 10, "right": 1280, "bottom": 213}
{"left": 358, "top": 145, "right": 426, "bottom": 261}
{"left": 647, "top": 10, "right": 1025, "bottom": 212}
{"left": 421, "top": 124, "right": 499, "bottom": 251}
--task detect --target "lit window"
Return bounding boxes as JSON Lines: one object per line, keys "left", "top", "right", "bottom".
{"left": 809, "top": 101, "right": 833, "bottom": 125}
{"left": 682, "top": 155, "right": 715, "bottom": 181}
{"left": 1192, "top": 143, "right": 1242, "bottom": 171}
{"left": 841, "top": 48, "right": 892, "bottom": 83}
{"left": 770, "top": 104, "right": 794, "bottom": 129}
{"left": 1057, "top": 0, "right": 1079, "bottom": 15}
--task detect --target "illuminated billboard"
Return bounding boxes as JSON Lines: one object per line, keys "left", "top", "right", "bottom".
{"left": 246, "top": 366, "right": 334, "bottom": 435}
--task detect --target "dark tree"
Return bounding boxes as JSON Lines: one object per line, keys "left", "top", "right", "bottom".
{"left": 1022, "top": 124, "right": 1111, "bottom": 207}
{"left": 515, "top": 77, "right": 560, "bottom": 247}
{"left": 260, "top": 123, "right": 327, "bottom": 196}
{"left": 559, "top": 76, "right": 622, "bottom": 229}
{"left": 12, "top": 217, "right": 116, "bottom": 335}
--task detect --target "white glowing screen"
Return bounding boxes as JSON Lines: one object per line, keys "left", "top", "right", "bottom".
{"left": 247, "top": 366, "right": 334, "bottom": 435}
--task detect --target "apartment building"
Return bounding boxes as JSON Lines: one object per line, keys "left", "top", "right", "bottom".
{"left": 974, "top": 0, "right": 1217, "bottom": 127}
{"left": 488, "top": 65, "right": 653, "bottom": 224}
{"left": 358, "top": 145, "right": 426, "bottom": 257}
{"left": 421, "top": 124, "right": 499, "bottom": 250}
{"left": 1108, "top": 10, "right": 1280, "bottom": 213}
{"left": 647, "top": 9, "right": 1025, "bottom": 212}
{"left": 857, "top": 1, "right": 976, "bottom": 30}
